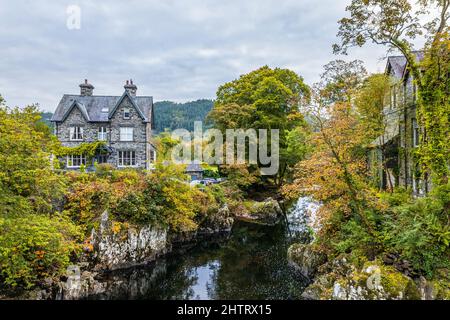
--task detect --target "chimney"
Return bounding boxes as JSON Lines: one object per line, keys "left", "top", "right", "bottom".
{"left": 79, "top": 79, "right": 94, "bottom": 96}
{"left": 124, "top": 79, "right": 137, "bottom": 96}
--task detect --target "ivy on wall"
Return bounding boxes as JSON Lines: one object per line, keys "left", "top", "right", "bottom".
{"left": 57, "top": 141, "right": 107, "bottom": 161}
{"left": 417, "top": 31, "right": 450, "bottom": 185}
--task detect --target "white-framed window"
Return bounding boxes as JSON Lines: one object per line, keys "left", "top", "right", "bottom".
{"left": 69, "top": 127, "right": 83, "bottom": 141}
{"left": 67, "top": 154, "right": 86, "bottom": 168}
{"left": 118, "top": 151, "right": 136, "bottom": 167}
{"left": 98, "top": 127, "right": 107, "bottom": 141}
{"left": 391, "top": 85, "right": 397, "bottom": 108}
{"left": 412, "top": 118, "right": 420, "bottom": 147}
{"left": 123, "top": 108, "right": 131, "bottom": 119}
{"left": 120, "top": 127, "right": 133, "bottom": 141}
{"left": 413, "top": 83, "right": 419, "bottom": 103}
{"left": 150, "top": 149, "right": 156, "bottom": 163}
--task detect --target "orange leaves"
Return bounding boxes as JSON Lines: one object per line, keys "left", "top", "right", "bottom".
{"left": 111, "top": 222, "right": 122, "bottom": 235}
{"left": 82, "top": 237, "right": 94, "bottom": 253}
{"left": 284, "top": 102, "right": 372, "bottom": 217}
{"left": 34, "top": 250, "right": 45, "bottom": 260}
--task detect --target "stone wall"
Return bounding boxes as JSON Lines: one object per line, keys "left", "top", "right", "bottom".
{"left": 108, "top": 95, "right": 148, "bottom": 169}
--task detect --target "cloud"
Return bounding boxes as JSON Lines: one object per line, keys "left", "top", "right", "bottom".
{"left": 0, "top": 0, "right": 422, "bottom": 111}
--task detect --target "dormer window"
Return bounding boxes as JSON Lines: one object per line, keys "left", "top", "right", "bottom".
{"left": 123, "top": 108, "right": 131, "bottom": 119}
{"left": 69, "top": 127, "right": 83, "bottom": 141}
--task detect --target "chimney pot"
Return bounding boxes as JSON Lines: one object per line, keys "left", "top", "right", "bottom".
{"left": 124, "top": 79, "right": 137, "bottom": 96}
{"left": 79, "top": 79, "right": 94, "bottom": 96}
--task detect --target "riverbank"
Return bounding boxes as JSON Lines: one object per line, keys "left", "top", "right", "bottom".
{"left": 1, "top": 197, "right": 288, "bottom": 300}
{"left": 286, "top": 198, "right": 450, "bottom": 300}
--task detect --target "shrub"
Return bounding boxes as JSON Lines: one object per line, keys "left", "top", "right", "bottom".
{"left": 111, "top": 181, "right": 165, "bottom": 226}
{"left": 0, "top": 213, "right": 82, "bottom": 289}
{"left": 65, "top": 179, "right": 112, "bottom": 231}
{"left": 381, "top": 185, "right": 450, "bottom": 276}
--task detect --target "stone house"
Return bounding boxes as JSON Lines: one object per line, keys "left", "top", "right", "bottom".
{"left": 51, "top": 79, "right": 156, "bottom": 170}
{"left": 369, "top": 51, "right": 428, "bottom": 195}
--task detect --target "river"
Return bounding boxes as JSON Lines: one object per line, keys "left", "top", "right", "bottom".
{"left": 87, "top": 198, "right": 317, "bottom": 300}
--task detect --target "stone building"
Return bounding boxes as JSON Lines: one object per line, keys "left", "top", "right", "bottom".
{"left": 51, "top": 79, "right": 156, "bottom": 170}
{"left": 185, "top": 161, "right": 204, "bottom": 181}
{"left": 370, "top": 51, "right": 428, "bottom": 195}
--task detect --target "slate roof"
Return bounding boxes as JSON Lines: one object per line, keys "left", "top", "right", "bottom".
{"left": 386, "top": 56, "right": 408, "bottom": 79}
{"left": 51, "top": 91, "right": 153, "bottom": 124}
{"left": 385, "top": 51, "right": 424, "bottom": 79}
{"left": 185, "top": 162, "right": 204, "bottom": 173}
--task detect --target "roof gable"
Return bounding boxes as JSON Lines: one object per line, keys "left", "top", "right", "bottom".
{"left": 61, "top": 100, "right": 90, "bottom": 122}
{"left": 108, "top": 91, "right": 146, "bottom": 121}
{"left": 51, "top": 93, "right": 153, "bottom": 123}
{"left": 385, "top": 56, "right": 407, "bottom": 79}
{"left": 385, "top": 51, "right": 424, "bottom": 80}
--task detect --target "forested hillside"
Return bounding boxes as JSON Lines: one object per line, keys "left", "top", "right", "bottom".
{"left": 40, "top": 112, "right": 54, "bottom": 130}
{"left": 153, "top": 99, "right": 213, "bottom": 133}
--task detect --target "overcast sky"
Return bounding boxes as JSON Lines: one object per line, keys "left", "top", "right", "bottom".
{"left": 0, "top": 0, "right": 411, "bottom": 112}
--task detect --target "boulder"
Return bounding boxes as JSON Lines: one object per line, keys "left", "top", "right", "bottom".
{"left": 287, "top": 243, "right": 326, "bottom": 279}
{"left": 199, "top": 204, "right": 234, "bottom": 234}
{"left": 301, "top": 258, "right": 427, "bottom": 300}
{"left": 237, "top": 198, "right": 283, "bottom": 225}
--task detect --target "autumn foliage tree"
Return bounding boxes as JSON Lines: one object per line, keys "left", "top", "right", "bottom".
{"left": 284, "top": 101, "right": 379, "bottom": 252}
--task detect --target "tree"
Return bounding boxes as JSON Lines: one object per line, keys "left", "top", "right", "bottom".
{"left": 333, "top": 0, "right": 449, "bottom": 86}
{"left": 417, "top": 32, "right": 450, "bottom": 185}
{"left": 153, "top": 131, "right": 180, "bottom": 162}
{"left": 0, "top": 98, "right": 81, "bottom": 289}
{"left": 0, "top": 101, "right": 65, "bottom": 215}
{"left": 355, "top": 74, "right": 396, "bottom": 190}
{"left": 319, "top": 60, "right": 368, "bottom": 104}
{"left": 334, "top": 0, "right": 450, "bottom": 184}
{"left": 283, "top": 101, "right": 380, "bottom": 255}
{"left": 153, "top": 99, "right": 213, "bottom": 133}
{"left": 208, "top": 66, "right": 311, "bottom": 186}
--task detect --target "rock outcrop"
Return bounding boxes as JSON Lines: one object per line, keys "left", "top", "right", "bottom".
{"left": 199, "top": 204, "right": 234, "bottom": 234}
{"left": 237, "top": 198, "right": 283, "bottom": 225}
{"left": 287, "top": 243, "right": 326, "bottom": 279}
{"left": 91, "top": 211, "right": 168, "bottom": 270}
{"left": 300, "top": 257, "right": 450, "bottom": 300}
{"left": 59, "top": 261, "right": 167, "bottom": 300}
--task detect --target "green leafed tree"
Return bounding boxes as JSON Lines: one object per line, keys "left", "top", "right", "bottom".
{"left": 0, "top": 96, "right": 81, "bottom": 289}
{"left": 208, "top": 66, "right": 311, "bottom": 186}
{"left": 0, "top": 99, "right": 65, "bottom": 215}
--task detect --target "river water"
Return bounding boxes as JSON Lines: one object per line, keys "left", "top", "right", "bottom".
{"left": 88, "top": 198, "right": 318, "bottom": 300}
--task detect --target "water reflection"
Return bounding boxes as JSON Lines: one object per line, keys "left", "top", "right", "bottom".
{"left": 88, "top": 219, "right": 308, "bottom": 300}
